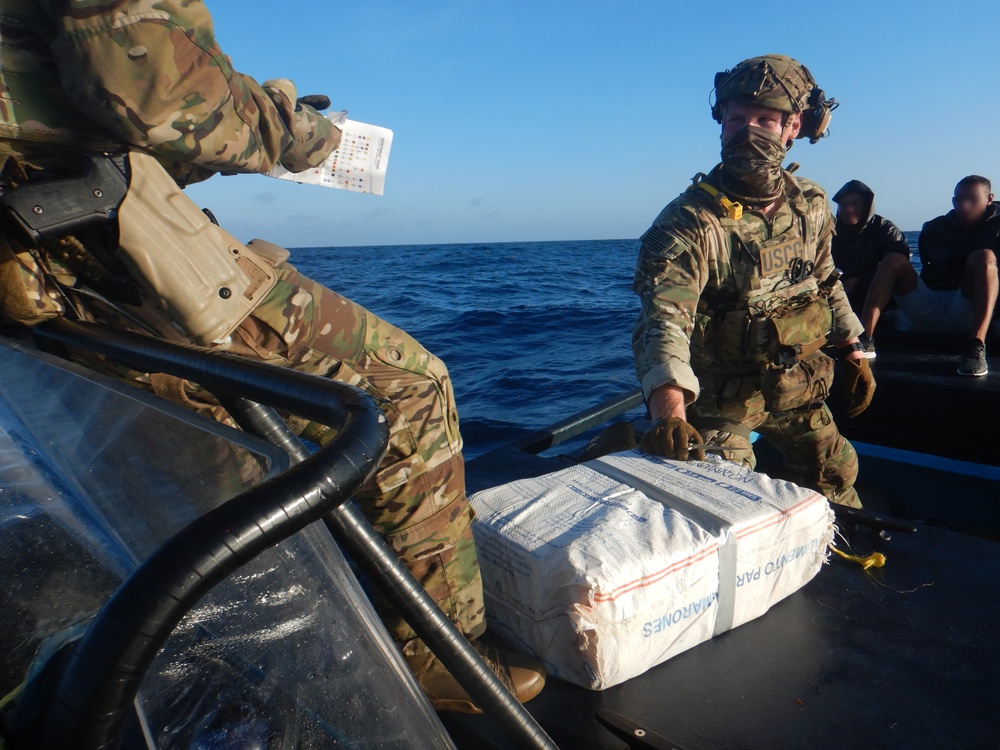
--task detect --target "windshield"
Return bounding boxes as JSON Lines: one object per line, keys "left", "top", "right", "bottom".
{"left": 0, "top": 339, "right": 454, "bottom": 749}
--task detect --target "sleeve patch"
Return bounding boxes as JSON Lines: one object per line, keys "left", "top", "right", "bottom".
{"left": 640, "top": 225, "right": 689, "bottom": 261}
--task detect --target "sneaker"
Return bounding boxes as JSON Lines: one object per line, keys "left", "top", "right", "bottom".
{"left": 408, "top": 640, "right": 546, "bottom": 713}
{"left": 859, "top": 332, "right": 877, "bottom": 359}
{"left": 958, "top": 338, "right": 988, "bottom": 377}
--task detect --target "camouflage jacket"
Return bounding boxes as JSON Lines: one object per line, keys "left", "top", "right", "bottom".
{"left": 632, "top": 167, "right": 864, "bottom": 404}
{"left": 0, "top": 0, "right": 339, "bottom": 183}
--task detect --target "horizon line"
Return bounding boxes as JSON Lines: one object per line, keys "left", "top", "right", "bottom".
{"left": 289, "top": 231, "right": 923, "bottom": 251}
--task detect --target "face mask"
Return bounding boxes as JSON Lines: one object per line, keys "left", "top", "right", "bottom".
{"left": 719, "top": 125, "right": 786, "bottom": 205}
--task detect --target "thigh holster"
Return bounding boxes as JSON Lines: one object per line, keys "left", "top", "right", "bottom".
{"left": 116, "top": 152, "right": 278, "bottom": 345}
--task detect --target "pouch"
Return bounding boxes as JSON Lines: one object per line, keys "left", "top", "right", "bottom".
{"left": 760, "top": 349, "right": 834, "bottom": 412}
{"left": 746, "top": 296, "right": 832, "bottom": 367}
{"left": 0, "top": 235, "right": 63, "bottom": 326}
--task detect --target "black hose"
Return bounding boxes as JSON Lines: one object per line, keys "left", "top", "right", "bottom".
{"left": 30, "top": 319, "right": 389, "bottom": 750}
{"left": 220, "top": 397, "right": 560, "bottom": 750}
{"left": 218, "top": 394, "right": 314, "bottom": 461}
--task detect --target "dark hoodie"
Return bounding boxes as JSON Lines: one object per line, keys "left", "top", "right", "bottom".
{"left": 831, "top": 180, "right": 911, "bottom": 311}
{"left": 918, "top": 201, "right": 1000, "bottom": 291}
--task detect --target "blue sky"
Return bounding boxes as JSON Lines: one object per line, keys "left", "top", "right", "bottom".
{"left": 185, "top": 1, "right": 999, "bottom": 248}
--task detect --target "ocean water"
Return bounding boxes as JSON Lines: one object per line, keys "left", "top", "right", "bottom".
{"left": 290, "top": 240, "right": 642, "bottom": 459}
{"left": 290, "top": 232, "right": 923, "bottom": 460}
{"left": 903, "top": 231, "right": 921, "bottom": 267}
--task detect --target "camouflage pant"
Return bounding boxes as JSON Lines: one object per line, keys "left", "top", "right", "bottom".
{"left": 690, "top": 380, "right": 861, "bottom": 508}
{"left": 229, "top": 265, "right": 486, "bottom": 649}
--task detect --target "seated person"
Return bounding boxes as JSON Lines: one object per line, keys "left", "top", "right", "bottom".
{"left": 831, "top": 179, "right": 910, "bottom": 351}
{"left": 860, "top": 175, "right": 999, "bottom": 376}
{"left": 0, "top": 0, "right": 544, "bottom": 713}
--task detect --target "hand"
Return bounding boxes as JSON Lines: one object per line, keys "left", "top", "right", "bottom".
{"left": 639, "top": 418, "right": 706, "bottom": 461}
{"left": 842, "top": 357, "right": 876, "bottom": 418}
{"left": 263, "top": 80, "right": 340, "bottom": 171}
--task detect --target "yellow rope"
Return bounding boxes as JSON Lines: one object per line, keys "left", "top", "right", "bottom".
{"left": 830, "top": 545, "right": 886, "bottom": 570}
{"left": 0, "top": 682, "right": 24, "bottom": 750}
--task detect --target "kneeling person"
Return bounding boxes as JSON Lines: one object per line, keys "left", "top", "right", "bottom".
{"left": 632, "top": 55, "right": 875, "bottom": 508}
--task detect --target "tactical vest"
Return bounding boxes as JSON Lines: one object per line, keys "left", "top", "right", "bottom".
{"left": 688, "top": 174, "right": 835, "bottom": 412}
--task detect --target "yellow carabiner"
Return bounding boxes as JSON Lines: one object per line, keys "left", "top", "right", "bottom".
{"left": 692, "top": 175, "right": 744, "bottom": 221}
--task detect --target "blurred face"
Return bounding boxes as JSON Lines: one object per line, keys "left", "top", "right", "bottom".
{"left": 837, "top": 193, "right": 868, "bottom": 227}
{"left": 721, "top": 101, "right": 802, "bottom": 146}
{"left": 953, "top": 183, "right": 993, "bottom": 226}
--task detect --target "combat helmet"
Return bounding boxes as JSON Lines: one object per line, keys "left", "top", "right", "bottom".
{"left": 711, "top": 55, "right": 838, "bottom": 144}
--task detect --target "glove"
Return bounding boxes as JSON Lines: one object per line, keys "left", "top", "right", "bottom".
{"left": 842, "top": 357, "right": 876, "bottom": 418}
{"left": 296, "top": 94, "right": 331, "bottom": 111}
{"left": 639, "top": 417, "right": 705, "bottom": 461}
{"left": 262, "top": 80, "right": 340, "bottom": 172}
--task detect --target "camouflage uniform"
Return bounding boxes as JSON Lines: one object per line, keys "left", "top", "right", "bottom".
{"left": 0, "top": 0, "right": 337, "bottom": 180}
{"left": 231, "top": 268, "right": 485, "bottom": 646}
{"left": 0, "top": 0, "right": 485, "bottom": 648}
{"left": 633, "top": 166, "right": 866, "bottom": 507}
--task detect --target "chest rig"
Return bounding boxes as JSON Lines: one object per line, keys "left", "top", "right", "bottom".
{"left": 689, "top": 174, "right": 837, "bottom": 411}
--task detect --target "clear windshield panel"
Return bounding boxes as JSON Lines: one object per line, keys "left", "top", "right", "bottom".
{"left": 0, "top": 340, "right": 454, "bottom": 749}
{"left": 141, "top": 522, "right": 453, "bottom": 750}
{"left": 0, "top": 410, "right": 131, "bottom": 695}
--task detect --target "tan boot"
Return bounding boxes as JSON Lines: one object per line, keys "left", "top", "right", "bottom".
{"left": 407, "top": 641, "right": 546, "bottom": 714}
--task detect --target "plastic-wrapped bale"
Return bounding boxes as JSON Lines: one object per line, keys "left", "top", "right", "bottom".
{"left": 469, "top": 450, "right": 834, "bottom": 690}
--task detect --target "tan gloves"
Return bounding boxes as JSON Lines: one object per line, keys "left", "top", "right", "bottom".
{"left": 842, "top": 357, "right": 876, "bottom": 418}
{"left": 639, "top": 417, "right": 706, "bottom": 461}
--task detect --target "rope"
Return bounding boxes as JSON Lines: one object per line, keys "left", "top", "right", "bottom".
{"left": 830, "top": 544, "right": 886, "bottom": 570}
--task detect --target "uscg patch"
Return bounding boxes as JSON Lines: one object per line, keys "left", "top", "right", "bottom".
{"left": 759, "top": 236, "right": 806, "bottom": 277}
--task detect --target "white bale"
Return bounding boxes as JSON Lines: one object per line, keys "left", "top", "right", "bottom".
{"left": 470, "top": 450, "right": 834, "bottom": 690}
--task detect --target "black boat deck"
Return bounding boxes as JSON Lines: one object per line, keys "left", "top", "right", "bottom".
{"left": 446, "top": 521, "right": 1000, "bottom": 750}
{"left": 458, "top": 439, "right": 1000, "bottom": 750}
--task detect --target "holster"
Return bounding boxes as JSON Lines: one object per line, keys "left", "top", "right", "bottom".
{"left": 115, "top": 152, "right": 278, "bottom": 345}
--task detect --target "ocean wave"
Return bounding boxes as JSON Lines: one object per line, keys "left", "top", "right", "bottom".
{"left": 292, "top": 239, "right": 643, "bottom": 455}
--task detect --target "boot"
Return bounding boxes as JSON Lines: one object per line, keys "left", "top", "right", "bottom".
{"left": 407, "top": 640, "right": 546, "bottom": 714}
